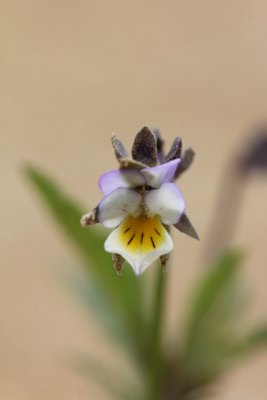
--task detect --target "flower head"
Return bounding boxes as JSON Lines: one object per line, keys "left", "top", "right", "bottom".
{"left": 81, "top": 127, "right": 198, "bottom": 275}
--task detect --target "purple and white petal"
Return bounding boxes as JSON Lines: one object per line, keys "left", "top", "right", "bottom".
{"left": 142, "top": 159, "right": 180, "bottom": 188}
{"left": 98, "top": 169, "right": 145, "bottom": 195}
{"left": 145, "top": 182, "right": 185, "bottom": 225}
{"left": 98, "top": 188, "right": 141, "bottom": 228}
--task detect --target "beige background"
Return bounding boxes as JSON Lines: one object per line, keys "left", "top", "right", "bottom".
{"left": 1, "top": 0, "right": 267, "bottom": 399}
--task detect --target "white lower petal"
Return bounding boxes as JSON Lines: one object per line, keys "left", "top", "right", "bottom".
{"left": 104, "top": 216, "right": 173, "bottom": 275}
{"left": 145, "top": 182, "right": 185, "bottom": 225}
{"left": 98, "top": 188, "right": 142, "bottom": 228}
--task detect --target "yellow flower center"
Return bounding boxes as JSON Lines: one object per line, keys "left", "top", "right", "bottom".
{"left": 118, "top": 215, "right": 166, "bottom": 253}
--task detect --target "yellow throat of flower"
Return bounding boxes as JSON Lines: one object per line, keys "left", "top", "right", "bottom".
{"left": 118, "top": 215, "right": 166, "bottom": 253}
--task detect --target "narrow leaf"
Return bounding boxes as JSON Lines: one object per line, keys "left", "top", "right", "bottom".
{"left": 70, "top": 354, "right": 140, "bottom": 400}
{"left": 179, "top": 250, "right": 244, "bottom": 385}
{"left": 230, "top": 324, "right": 267, "bottom": 356}
{"left": 186, "top": 250, "right": 242, "bottom": 339}
{"left": 24, "top": 165, "right": 146, "bottom": 356}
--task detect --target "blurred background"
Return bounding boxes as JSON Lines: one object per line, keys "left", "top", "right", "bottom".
{"left": 1, "top": 0, "right": 267, "bottom": 398}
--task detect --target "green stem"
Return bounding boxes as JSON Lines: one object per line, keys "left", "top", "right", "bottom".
{"left": 146, "top": 267, "right": 167, "bottom": 400}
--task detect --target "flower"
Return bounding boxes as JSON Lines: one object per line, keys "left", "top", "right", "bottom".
{"left": 81, "top": 127, "right": 198, "bottom": 275}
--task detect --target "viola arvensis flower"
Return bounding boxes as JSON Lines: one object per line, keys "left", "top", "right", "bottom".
{"left": 81, "top": 127, "right": 198, "bottom": 275}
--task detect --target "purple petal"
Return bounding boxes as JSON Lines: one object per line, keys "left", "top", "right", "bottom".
{"left": 98, "top": 169, "right": 145, "bottom": 195}
{"left": 142, "top": 159, "right": 180, "bottom": 188}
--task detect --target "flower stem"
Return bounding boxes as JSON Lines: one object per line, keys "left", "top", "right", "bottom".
{"left": 146, "top": 267, "right": 167, "bottom": 400}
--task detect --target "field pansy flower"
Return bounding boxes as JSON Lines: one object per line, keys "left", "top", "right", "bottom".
{"left": 81, "top": 127, "right": 198, "bottom": 275}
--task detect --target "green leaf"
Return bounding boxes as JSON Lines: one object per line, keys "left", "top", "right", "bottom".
{"left": 24, "top": 165, "right": 146, "bottom": 358}
{"left": 186, "top": 250, "right": 243, "bottom": 344}
{"left": 230, "top": 324, "right": 267, "bottom": 357}
{"left": 67, "top": 269, "right": 142, "bottom": 354}
{"left": 70, "top": 354, "right": 140, "bottom": 400}
{"left": 172, "top": 250, "right": 267, "bottom": 397}
{"left": 178, "top": 250, "right": 245, "bottom": 387}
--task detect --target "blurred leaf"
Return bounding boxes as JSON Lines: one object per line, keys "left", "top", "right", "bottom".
{"left": 230, "top": 324, "right": 267, "bottom": 357}
{"left": 186, "top": 250, "right": 243, "bottom": 342}
{"left": 176, "top": 250, "right": 245, "bottom": 390}
{"left": 24, "top": 165, "right": 147, "bottom": 359}
{"left": 68, "top": 270, "right": 142, "bottom": 354}
{"left": 71, "top": 354, "right": 139, "bottom": 400}
{"left": 165, "top": 252, "right": 267, "bottom": 400}
{"left": 170, "top": 250, "right": 267, "bottom": 399}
